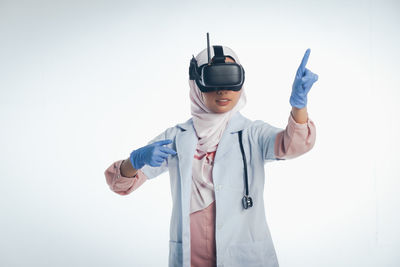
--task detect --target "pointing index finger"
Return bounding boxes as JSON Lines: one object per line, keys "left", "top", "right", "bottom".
{"left": 298, "top": 48, "right": 311, "bottom": 76}
{"left": 152, "top": 139, "right": 172, "bottom": 146}
{"left": 160, "top": 146, "right": 177, "bottom": 155}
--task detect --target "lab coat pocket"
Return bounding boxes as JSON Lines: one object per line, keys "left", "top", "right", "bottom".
{"left": 225, "top": 239, "right": 279, "bottom": 267}
{"left": 168, "top": 240, "right": 183, "bottom": 267}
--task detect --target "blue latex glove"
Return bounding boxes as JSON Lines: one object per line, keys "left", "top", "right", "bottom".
{"left": 290, "top": 48, "right": 319, "bottom": 109}
{"left": 129, "top": 139, "right": 177, "bottom": 169}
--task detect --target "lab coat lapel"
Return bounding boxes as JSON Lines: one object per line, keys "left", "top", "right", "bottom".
{"left": 175, "top": 123, "right": 198, "bottom": 200}
{"left": 175, "top": 118, "right": 198, "bottom": 265}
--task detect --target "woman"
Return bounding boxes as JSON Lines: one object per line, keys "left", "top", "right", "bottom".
{"left": 105, "top": 44, "right": 318, "bottom": 267}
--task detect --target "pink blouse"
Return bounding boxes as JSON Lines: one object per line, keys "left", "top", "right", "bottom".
{"left": 104, "top": 113, "right": 316, "bottom": 267}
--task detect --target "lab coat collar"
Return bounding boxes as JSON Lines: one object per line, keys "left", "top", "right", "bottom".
{"left": 176, "top": 111, "right": 250, "bottom": 133}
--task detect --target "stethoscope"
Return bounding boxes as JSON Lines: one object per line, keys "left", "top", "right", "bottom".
{"left": 214, "top": 90, "right": 252, "bottom": 209}
{"left": 238, "top": 130, "right": 253, "bottom": 209}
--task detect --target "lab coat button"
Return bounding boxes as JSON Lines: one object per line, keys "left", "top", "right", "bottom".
{"left": 217, "top": 223, "right": 223, "bottom": 230}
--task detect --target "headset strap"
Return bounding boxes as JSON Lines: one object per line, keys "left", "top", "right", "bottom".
{"left": 212, "top": 45, "right": 226, "bottom": 63}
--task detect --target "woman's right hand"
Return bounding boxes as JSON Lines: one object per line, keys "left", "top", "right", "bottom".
{"left": 129, "top": 139, "right": 177, "bottom": 169}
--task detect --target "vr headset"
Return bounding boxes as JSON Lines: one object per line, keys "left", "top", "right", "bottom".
{"left": 189, "top": 33, "right": 245, "bottom": 92}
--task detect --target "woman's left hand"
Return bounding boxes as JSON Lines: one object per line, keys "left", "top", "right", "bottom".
{"left": 290, "top": 48, "right": 318, "bottom": 109}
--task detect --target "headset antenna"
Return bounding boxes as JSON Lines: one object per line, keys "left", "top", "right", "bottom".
{"left": 207, "top": 32, "right": 211, "bottom": 65}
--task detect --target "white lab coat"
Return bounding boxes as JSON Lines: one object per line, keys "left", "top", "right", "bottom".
{"left": 141, "top": 111, "right": 285, "bottom": 267}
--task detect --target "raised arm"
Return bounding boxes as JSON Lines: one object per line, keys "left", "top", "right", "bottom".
{"left": 274, "top": 48, "right": 318, "bottom": 159}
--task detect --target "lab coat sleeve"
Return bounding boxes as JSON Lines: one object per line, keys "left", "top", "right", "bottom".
{"left": 250, "top": 119, "right": 284, "bottom": 163}
{"left": 273, "top": 112, "right": 316, "bottom": 160}
{"left": 104, "top": 159, "right": 148, "bottom": 195}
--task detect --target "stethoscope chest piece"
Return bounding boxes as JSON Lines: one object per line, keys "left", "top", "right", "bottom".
{"left": 242, "top": 195, "right": 253, "bottom": 209}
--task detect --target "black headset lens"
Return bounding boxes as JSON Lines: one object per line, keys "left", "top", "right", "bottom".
{"left": 202, "top": 64, "right": 243, "bottom": 88}
{"left": 189, "top": 33, "right": 245, "bottom": 93}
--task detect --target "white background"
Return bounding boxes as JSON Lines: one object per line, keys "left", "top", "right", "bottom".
{"left": 1, "top": 0, "right": 399, "bottom": 266}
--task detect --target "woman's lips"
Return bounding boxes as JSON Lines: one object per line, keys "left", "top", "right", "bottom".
{"left": 216, "top": 99, "right": 231, "bottom": 106}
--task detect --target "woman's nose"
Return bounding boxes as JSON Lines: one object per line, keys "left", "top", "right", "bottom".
{"left": 216, "top": 90, "right": 226, "bottom": 95}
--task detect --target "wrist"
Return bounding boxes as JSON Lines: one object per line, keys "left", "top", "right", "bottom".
{"left": 121, "top": 158, "right": 139, "bottom": 178}
{"left": 291, "top": 106, "right": 308, "bottom": 124}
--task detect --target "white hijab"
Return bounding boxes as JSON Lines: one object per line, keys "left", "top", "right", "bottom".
{"left": 189, "top": 45, "right": 247, "bottom": 153}
{"left": 189, "top": 45, "right": 247, "bottom": 214}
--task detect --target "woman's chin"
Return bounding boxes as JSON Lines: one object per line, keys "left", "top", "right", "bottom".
{"left": 213, "top": 105, "right": 232, "bottom": 113}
